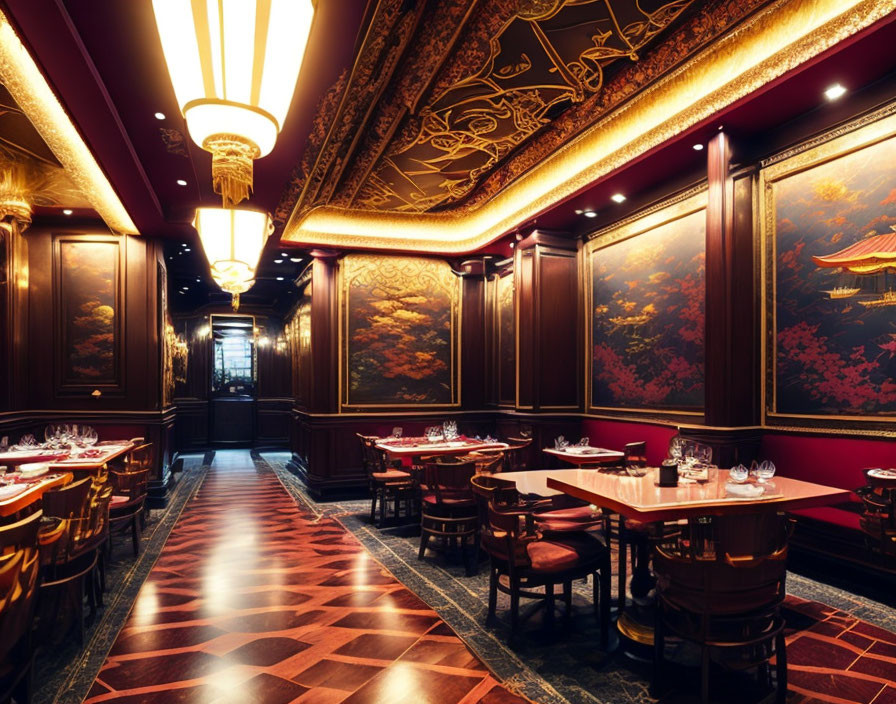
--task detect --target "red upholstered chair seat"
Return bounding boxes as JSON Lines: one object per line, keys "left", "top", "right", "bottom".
{"left": 534, "top": 504, "right": 604, "bottom": 532}
{"left": 371, "top": 470, "right": 411, "bottom": 482}
{"left": 526, "top": 532, "right": 606, "bottom": 573}
{"left": 421, "top": 490, "right": 475, "bottom": 507}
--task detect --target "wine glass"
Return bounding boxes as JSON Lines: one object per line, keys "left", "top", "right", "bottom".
{"left": 82, "top": 427, "right": 98, "bottom": 448}
{"left": 554, "top": 435, "right": 569, "bottom": 450}
{"left": 578, "top": 436, "right": 590, "bottom": 447}
{"left": 755, "top": 460, "right": 776, "bottom": 483}
{"left": 728, "top": 464, "right": 749, "bottom": 483}
{"left": 391, "top": 427, "right": 403, "bottom": 439}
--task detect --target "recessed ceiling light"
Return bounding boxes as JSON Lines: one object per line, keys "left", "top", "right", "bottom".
{"left": 611, "top": 194, "right": 626, "bottom": 204}
{"left": 509, "top": 242, "right": 515, "bottom": 249}
{"left": 692, "top": 143, "right": 704, "bottom": 151}
{"left": 825, "top": 83, "right": 846, "bottom": 101}
{"left": 181, "top": 286, "right": 189, "bottom": 291}
{"left": 176, "top": 179, "right": 187, "bottom": 186}
{"left": 274, "top": 259, "right": 284, "bottom": 263}
{"left": 280, "top": 252, "right": 288, "bottom": 257}
{"left": 574, "top": 209, "right": 583, "bottom": 215}
{"left": 62, "top": 208, "right": 73, "bottom": 215}
{"left": 290, "top": 257, "right": 301, "bottom": 263}
{"left": 184, "top": 248, "right": 191, "bottom": 252}
{"left": 181, "top": 243, "right": 188, "bottom": 247}
{"left": 583, "top": 210, "right": 597, "bottom": 218}
{"left": 196, "top": 278, "right": 201, "bottom": 282}
{"left": 154, "top": 112, "right": 166, "bottom": 120}
{"left": 276, "top": 276, "right": 284, "bottom": 281}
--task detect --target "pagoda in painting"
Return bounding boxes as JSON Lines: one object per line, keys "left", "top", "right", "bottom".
{"left": 812, "top": 226, "right": 896, "bottom": 306}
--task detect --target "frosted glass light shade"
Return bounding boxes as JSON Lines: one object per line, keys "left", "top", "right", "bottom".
{"left": 151, "top": 0, "right": 314, "bottom": 157}
{"left": 194, "top": 207, "right": 272, "bottom": 302}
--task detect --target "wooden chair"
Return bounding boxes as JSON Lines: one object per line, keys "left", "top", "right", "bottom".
{"left": 504, "top": 437, "right": 532, "bottom": 472}
{"left": 108, "top": 443, "right": 152, "bottom": 558}
{"left": 419, "top": 461, "right": 478, "bottom": 573}
{"left": 857, "top": 469, "right": 896, "bottom": 558}
{"left": 0, "top": 511, "right": 42, "bottom": 704}
{"left": 603, "top": 440, "right": 650, "bottom": 610}
{"left": 38, "top": 476, "right": 104, "bottom": 645}
{"left": 482, "top": 503, "right": 611, "bottom": 645}
{"left": 467, "top": 449, "right": 505, "bottom": 475}
{"left": 357, "top": 434, "right": 414, "bottom": 528}
{"left": 653, "top": 513, "right": 789, "bottom": 704}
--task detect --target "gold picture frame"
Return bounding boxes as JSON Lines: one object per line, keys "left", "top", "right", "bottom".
{"left": 338, "top": 253, "right": 461, "bottom": 410}
{"left": 760, "top": 102, "right": 896, "bottom": 429}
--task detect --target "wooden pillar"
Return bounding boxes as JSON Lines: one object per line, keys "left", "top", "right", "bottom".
{"left": 514, "top": 231, "right": 580, "bottom": 412}
{"left": 309, "top": 250, "right": 339, "bottom": 414}
{"left": 689, "top": 132, "right": 761, "bottom": 466}
{"left": 459, "top": 258, "right": 487, "bottom": 410}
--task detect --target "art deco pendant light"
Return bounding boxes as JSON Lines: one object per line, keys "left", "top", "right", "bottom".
{"left": 152, "top": 0, "right": 315, "bottom": 205}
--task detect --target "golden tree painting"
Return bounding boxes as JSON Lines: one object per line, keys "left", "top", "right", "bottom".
{"left": 341, "top": 255, "right": 459, "bottom": 407}
{"left": 60, "top": 241, "right": 117, "bottom": 383}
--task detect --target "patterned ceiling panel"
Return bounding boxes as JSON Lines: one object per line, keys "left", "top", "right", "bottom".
{"left": 276, "top": 0, "right": 776, "bottom": 228}
{"left": 355, "top": 0, "right": 694, "bottom": 213}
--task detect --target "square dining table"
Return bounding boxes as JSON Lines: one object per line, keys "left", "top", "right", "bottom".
{"left": 543, "top": 447, "right": 624, "bottom": 468}
{"left": 544, "top": 467, "right": 850, "bottom": 522}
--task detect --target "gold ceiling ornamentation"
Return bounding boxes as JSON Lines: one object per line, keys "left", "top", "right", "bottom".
{"left": 282, "top": 0, "right": 894, "bottom": 254}
{"left": 353, "top": 0, "right": 694, "bottom": 214}
{"left": 0, "top": 10, "right": 136, "bottom": 234}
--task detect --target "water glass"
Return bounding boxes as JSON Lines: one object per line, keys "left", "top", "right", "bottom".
{"left": 728, "top": 464, "right": 749, "bottom": 483}
{"left": 391, "top": 427, "right": 403, "bottom": 439}
{"left": 554, "top": 435, "right": 569, "bottom": 450}
{"left": 578, "top": 436, "right": 590, "bottom": 447}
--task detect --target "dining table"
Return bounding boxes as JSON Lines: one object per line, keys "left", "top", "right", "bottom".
{"left": 543, "top": 446, "right": 624, "bottom": 468}
{"left": 0, "top": 471, "right": 72, "bottom": 519}
{"left": 376, "top": 436, "right": 510, "bottom": 463}
{"left": 0, "top": 441, "right": 133, "bottom": 471}
{"left": 494, "top": 466, "right": 851, "bottom": 649}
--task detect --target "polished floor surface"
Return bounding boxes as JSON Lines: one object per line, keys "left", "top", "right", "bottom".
{"left": 85, "top": 452, "right": 526, "bottom": 704}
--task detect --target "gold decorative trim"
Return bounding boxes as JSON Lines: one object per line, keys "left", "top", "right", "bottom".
{"left": 337, "top": 254, "right": 462, "bottom": 411}
{"left": 0, "top": 10, "right": 137, "bottom": 234}
{"left": 759, "top": 108, "right": 896, "bottom": 428}
{"left": 282, "top": 0, "right": 891, "bottom": 253}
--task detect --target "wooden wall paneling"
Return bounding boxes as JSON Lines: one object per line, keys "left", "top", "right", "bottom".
{"left": 515, "top": 232, "right": 579, "bottom": 411}
{"left": 515, "top": 245, "right": 535, "bottom": 409}
{"left": 310, "top": 252, "right": 339, "bottom": 413}
{"left": 460, "top": 259, "right": 487, "bottom": 410}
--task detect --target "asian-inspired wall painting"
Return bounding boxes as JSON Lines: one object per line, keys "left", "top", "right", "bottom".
{"left": 59, "top": 240, "right": 118, "bottom": 385}
{"left": 765, "top": 122, "right": 896, "bottom": 419}
{"left": 341, "top": 255, "right": 459, "bottom": 408}
{"left": 589, "top": 200, "right": 705, "bottom": 411}
{"left": 496, "top": 271, "right": 515, "bottom": 405}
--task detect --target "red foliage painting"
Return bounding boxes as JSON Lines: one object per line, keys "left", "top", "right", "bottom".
{"left": 591, "top": 207, "right": 705, "bottom": 409}
{"left": 342, "top": 255, "right": 458, "bottom": 406}
{"left": 60, "top": 240, "right": 117, "bottom": 384}
{"left": 772, "top": 133, "right": 896, "bottom": 416}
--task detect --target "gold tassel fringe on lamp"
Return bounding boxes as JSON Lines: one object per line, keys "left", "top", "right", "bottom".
{"left": 152, "top": 0, "right": 315, "bottom": 206}
{"left": 194, "top": 207, "right": 273, "bottom": 310}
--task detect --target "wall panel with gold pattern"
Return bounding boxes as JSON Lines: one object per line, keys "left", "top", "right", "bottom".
{"left": 339, "top": 254, "right": 460, "bottom": 409}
